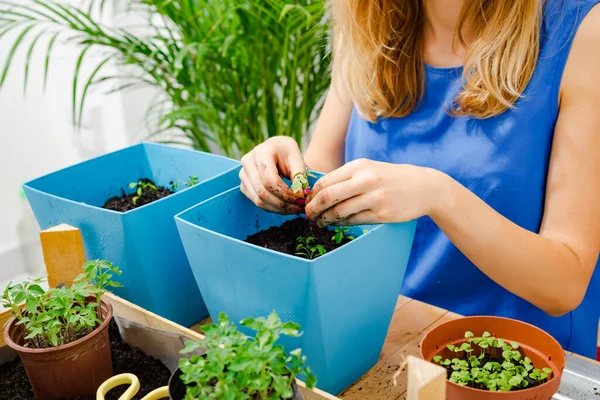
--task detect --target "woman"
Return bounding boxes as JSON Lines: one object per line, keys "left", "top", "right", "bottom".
{"left": 240, "top": 0, "right": 600, "bottom": 358}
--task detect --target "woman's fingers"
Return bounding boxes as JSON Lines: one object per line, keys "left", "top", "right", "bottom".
{"left": 314, "top": 193, "right": 374, "bottom": 227}
{"left": 306, "top": 161, "right": 357, "bottom": 204}
{"left": 240, "top": 180, "right": 300, "bottom": 215}
{"left": 305, "top": 178, "right": 364, "bottom": 222}
{"left": 330, "top": 210, "right": 379, "bottom": 226}
{"left": 253, "top": 146, "right": 303, "bottom": 203}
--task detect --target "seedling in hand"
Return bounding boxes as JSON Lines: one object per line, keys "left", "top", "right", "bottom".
{"left": 171, "top": 175, "right": 199, "bottom": 190}
{"left": 1, "top": 260, "right": 122, "bottom": 349}
{"left": 179, "top": 311, "right": 316, "bottom": 399}
{"left": 291, "top": 169, "right": 316, "bottom": 196}
{"left": 332, "top": 227, "right": 355, "bottom": 245}
{"left": 128, "top": 180, "right": 157, "bottom": 205}
{"left": 296, "top": 236, "right": 327, "bottom": 259}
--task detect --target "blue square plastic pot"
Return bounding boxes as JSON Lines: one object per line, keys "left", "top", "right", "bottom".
{"left": 23, "top": 143, "right": 241, "bottom": 327}
{"left": 174, "top": 182, "right": 417, "bottom": 394}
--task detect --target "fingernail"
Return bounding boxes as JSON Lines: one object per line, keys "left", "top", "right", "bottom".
{"left": 295, "top": 199, "right": 305, "bottom": 206}
{"left": 304, "top": 188, "right": 311, "bottom": 195}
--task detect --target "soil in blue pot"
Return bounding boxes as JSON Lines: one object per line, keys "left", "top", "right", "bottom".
{"left": 244, "top": 217, "right": 354, "bottom": 259}
{"left": 102, "top": 178, "right": 174, "bottom": 212}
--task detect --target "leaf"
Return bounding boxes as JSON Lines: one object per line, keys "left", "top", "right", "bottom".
{"left": 0, "top": 23, "right": 36, "bottom": 88}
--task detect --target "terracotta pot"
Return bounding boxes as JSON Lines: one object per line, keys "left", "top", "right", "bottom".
{"left": 4, "top": 297, "right": 114, "bottom": 400}
{"left": 420, "top": 316, "right": 566, "bottom": 400}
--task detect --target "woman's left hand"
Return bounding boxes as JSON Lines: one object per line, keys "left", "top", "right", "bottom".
{"left": 305, "top": 158, "right": 449, "bottom": 227}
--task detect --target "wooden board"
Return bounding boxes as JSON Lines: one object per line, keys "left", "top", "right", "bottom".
{"left": 40, "top": 224, "right": 86, "bottom": 288}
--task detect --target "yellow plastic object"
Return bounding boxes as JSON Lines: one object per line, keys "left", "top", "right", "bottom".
{"left": 96, "top": 373, "right": 169, "bottom": 400}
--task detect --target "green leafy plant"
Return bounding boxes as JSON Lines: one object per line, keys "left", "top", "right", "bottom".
{"left": 331, "top": 227, "right": 355, "bottom": 245}
{"left": 171, "top": 175, "right": 199, "bottom": 191}
{"left": 291, "top": 170, "right": 317, "bottom": 196}
{"left": 179, "top": 311, "right": 316, "bottom": 399}
{"left": 128, "top": 180, "right": 157, "bottom": 205}
{"left": 0, "top": 0, "right": 331, "bottom": 158}
{"left": 295, "top": 236, "right": 326, "bottom": 260}
{"left": 432, "top": 331, "right": 553, "bottom": 392}
{"left": 1, "top": 260, "right": 122, "bottom": 349}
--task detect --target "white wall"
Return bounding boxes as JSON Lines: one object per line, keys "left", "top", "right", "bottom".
{"left": 0, "top": 1, "right": 141, "bottom": 285}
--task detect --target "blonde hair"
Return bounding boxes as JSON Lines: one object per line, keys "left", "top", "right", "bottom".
{"left": 332, "top": 0, "right": 543, "bottom": 121}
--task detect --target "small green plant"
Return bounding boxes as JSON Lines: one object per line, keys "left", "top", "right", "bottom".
{"left": 296, "top": 236, "right": 326, "bottom": 260}
{"left": 179, "top": 311, "right": 316, "bottom": 399}
{"left": 291, "top": 170, "right": 317, "bottom": 196}
{"left": 171, "top": 175, "right": 200, "bottom": 191}
{"left": 432, "top": 331, "right": 553, "bottom": 392}
{"left": 128, "top": 180, "right": 158, "bottom": 205}
{"left": 331, "top": 227, "right": 355, "bottom": 245}
{"left": 1, "top": 260, "right": 122, "bottom": 349}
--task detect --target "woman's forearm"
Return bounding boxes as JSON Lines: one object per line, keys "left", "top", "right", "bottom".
{"left": 430, "top": 172, "right": 593, "bottom": 316}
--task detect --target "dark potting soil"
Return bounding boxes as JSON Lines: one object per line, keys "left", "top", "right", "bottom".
{"left": 0, "top": 319, "right": 172, "bottom": 400}
{"left": 102, "top": 178, "right": 173, "bottom": 212}
{"left": 244, "top": 217, "right": 353, "bottom": 258}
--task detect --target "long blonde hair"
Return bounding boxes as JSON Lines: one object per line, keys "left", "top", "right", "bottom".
{"left": 332, "top": 0, "right": 543, "bottom": 121}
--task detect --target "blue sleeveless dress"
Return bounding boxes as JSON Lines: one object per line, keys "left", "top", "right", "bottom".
{"left": 345, "top": 0, "right": 600, "bottom": 359}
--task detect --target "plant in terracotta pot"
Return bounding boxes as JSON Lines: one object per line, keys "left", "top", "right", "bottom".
{"left": 174, "top": 311, "right": 317, "bottom": 400}
{"left": 2, "top": 260, "right": 122, "bottom": 400}
{"left": 420, "top": 316, "right": 567, "bottom": 400}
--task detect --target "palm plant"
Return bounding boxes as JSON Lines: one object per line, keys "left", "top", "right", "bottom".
{"left": 0, "top": 0, "right": 331, "bottom": 158}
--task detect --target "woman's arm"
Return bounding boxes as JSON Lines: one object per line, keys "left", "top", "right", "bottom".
{"left": 306, "top": 6, "right": 600, "bottom": 316}
{"left": 304, "top": 83, "right": 353, "bottom": 173}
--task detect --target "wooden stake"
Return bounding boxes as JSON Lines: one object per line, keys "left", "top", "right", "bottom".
{"left": 404, "top": 356, "right": 446, "bottom": 400}
{"left": 40, "top": 224, "right": 86, "bottom": 288}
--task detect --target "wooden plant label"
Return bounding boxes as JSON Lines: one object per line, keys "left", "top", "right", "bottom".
{"left": 405, "top": 356, "right": 446, "bottom": 400}
{"left": 40, "top": 224, "right": 86, "bottom": 288}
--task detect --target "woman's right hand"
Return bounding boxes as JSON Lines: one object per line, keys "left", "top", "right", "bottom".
{"left": 239, "top": 136, "right": 307, "bottom": 214}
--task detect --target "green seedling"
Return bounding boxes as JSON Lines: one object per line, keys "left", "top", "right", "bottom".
{"left": 171, "top": 175, "right": 199, "bottom": 190}
{"left": 129, "top": 180, "right": 157, "bottom": 205}
{"left": 296, "top": 236, "right": 327, "bottom": 260}
{"left": 331, "top": 227, "right": 355, "bottom": 245}
{"left": 433, "top": 330, "right": 553, "bottom": 392}
{"left": 179, "top": 311, "right": 316, "bottom": 399}
{"left": 1, "top": 260, "right": 122, "bottom": 349}
{"left": 291, "top": 170, "right": 317, "bottom": 195}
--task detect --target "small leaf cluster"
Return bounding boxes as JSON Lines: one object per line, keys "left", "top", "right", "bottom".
{"left": 295, "top": 236, "right": 326, "bottom": 260}
{"left": 433, "top": 331, "right": 553, "bottom": 392}
{"left": 1, "top": 260, "right": 122, "bottom": 349}
{"left": 290, "top": 170, "right": 316, "bottom": 196}
{"left": 331, "top": 227, "right": 355, "bottom": 245}
{"left": 171, "top": 175, "right": 200, "bottom": 190}
{"left": 179, "top": 311, "right": 316, "bottom": 400}
{"left": 128, "top": 180, "right": 158, "bottom": 205}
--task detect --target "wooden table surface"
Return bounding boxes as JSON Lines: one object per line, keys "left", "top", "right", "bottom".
{"left": 196, "top": 295, "right": 598, "bottom": 400}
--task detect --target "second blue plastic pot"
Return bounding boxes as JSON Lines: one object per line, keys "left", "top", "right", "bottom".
{"left": 175, "top": 182, "right": 417, "bottom": 394}
{"left": 23, "top": 143, "right": 241, "bottom": 326}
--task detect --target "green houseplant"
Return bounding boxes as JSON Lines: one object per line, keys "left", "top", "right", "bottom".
{"left": 2, "top": 260, "right": 122, "bottom": 400}
{"left": 0, "top": 0, "right": 331, "bottom": 158}
{"left": 177, "top": 311, "right": 316, "bottom": 399}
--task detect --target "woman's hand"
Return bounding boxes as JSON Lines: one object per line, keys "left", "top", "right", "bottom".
{"left": 305, "top": 158, "right": 448, "bottom": 227}
{"left": 240, "top": 136, "right": 307, "bottom": 214}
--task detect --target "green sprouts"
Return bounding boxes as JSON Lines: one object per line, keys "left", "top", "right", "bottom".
{"left": 331, "top": 227, "right": 355, "bottom": 245}
{"left": 171, "top": 175, "right": 199, "bottom": 191}
{"left": 296, "top": 236, "right": 326, "bottom": 260}
{"left": 1, "top": 260, "right": 122, "bottom": 349}
{"left": 128, "top": 180, "right": 157, "bottom": 205}
{"left": 291, "top": 170, "right": 317, "bottom": 196}
{"left": 432, "top": 331, "right": 553, "bottom": 392}
{"left": 179, "top": 311, "right": 316, "bottom": 399}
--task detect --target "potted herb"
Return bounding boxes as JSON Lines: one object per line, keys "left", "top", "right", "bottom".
{"left": 420, "top": 316, "right": 567, "bottom": 399}
{"left": 172, "top": 311, "right": 316, "bottom": 399}
{"left": 23, "top": 142, "right": 241, "bottom": 326}
{"left": 174, "top": 173, "right": 417, "bottom": 394}
{"left": 2, "top": 260, "right": 121, "bottom": 400}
